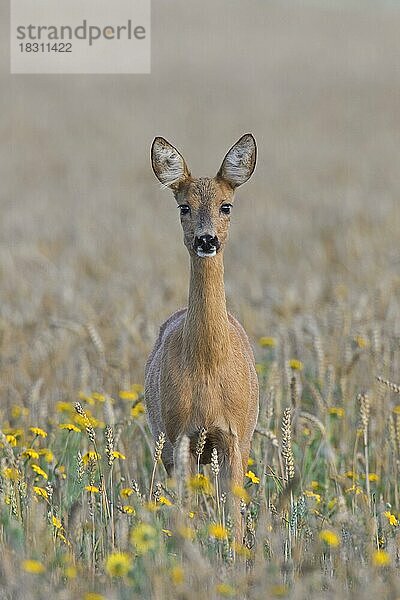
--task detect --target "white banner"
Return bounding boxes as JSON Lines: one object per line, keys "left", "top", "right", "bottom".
{"left": 10, "top": 0, "right": 151, "bottom": 74}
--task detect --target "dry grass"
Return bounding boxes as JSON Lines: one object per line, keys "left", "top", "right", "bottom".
{"left": 1, "top": 1, "right": 400, "bottom": 598}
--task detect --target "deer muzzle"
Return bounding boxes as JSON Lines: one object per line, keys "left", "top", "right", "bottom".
{"left": 194, "top": 235, "right": 220, "bottom": 257}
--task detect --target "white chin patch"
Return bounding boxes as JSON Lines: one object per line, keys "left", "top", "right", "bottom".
{"left": 196, "top": 248, "right": 217, "bottom": 258}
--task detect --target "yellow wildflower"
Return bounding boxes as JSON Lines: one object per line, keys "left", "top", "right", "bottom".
{"left": 345, "top": 471, "right": 358, "bottom": 479}
{"left": 3, "top": 428, "right": 23, "bottom": 438}
{"left": 33, "top": 486, "right": 48, "bottom": 499}
{"left": 74, "top": 414, "right": 104, "bottom": 430}
{"left": 288, "top": 359, "right": 303, "bottom": 371}
{"left": 170, "top": 565, "right": 184, "bottom": 585}
{"left": 52, "top": 515, "right": 62, "bottom": 530}
{"left": 1, "top": 438, "right": 19, "bottom": 452}
{"left": 22, "top": 559, "right": 45, "bottom": 574}
{"left": 372, "top": 549, "right": 391, "bottom": 567}
{"left": 85, "top": 485, "right": 99, "bottom": 493}
{"left": 384, "top": 511, "right": 398, "bottom": 526}
{"left": 21, "top": 448, "right": 39, "bottom": 460}
{"left": 162, "top": 528, "right": 173, "bottom": 537}
{"left": 121, "top": 505, "right": 135, "bottom": 515}
{"left": 158, "top": 496, "right": 172, "bottom": 506}
{"left": 328, "top": 407, "right": 344, "bottom": 418}
{"left": 84, "top": 594, "right": 106, "bottom": 600}
{"left": 120, "top": 487, "right": 133, "bottom": 497}
{"left": 304, "top": 490, "right": 321, "bottom": 503}
{"left": 82, "top": 451, "right": 101, "bottom": 465}
{"left": 130, "top": 523, "right": 157, "bottom": 553}
{"left": 258, "top": 336, "right": 277, "bottom": 348}
{"left": 65, "top": 565, "right": 77, "bottom": 579}
{"left": 354, "top": 336, "right": 369, "bottom": 349}
{"left": 11, "top": 405, "right": 29, "bottom": 419}
{"left": 345, "top": 484, "right": 363, "bottom": 495}
{"left": 327, "top": 498, "right": 337, "bottom": 511}
{"left": 119, "top": 390, "right": 139, "bottom": 401}
{"left": 189, "top": 474, "right": 213, "bottom": 494}
{"left": 209, "top": 523, "right": 228, "bottom": 540}
{"left": 143, "top": 501, "right": 159, "bottom": 512}
{"left": 367, "top": 473, "right": 379, "bottom": 482}
{"left": 232, "top": 542, "right": 251, "bottom": 558}
{"left": 111, "top": 451, "right": 126, "bottom": 460}
{"left": 131, "top": 402, "right": 145, "bottom": 418}
{"left": 231, "top": 484, "right": 250, "bottom": 504}
{"left": 216, "top": 583, "right": 236, "bottom": 597}
{"left": 319, "top": 529, "right": 340, "bottom": 547}
{"left": 247, "top": 457, "right": 255, "bottom": 466}
{"left": 56, "top": 465, "right": 66, "bottom": 480}
{"left": 56, "top": 402, "right": 74, "bottom": 413}
{"left": 11, "top": 405, "right": 21, "bottom": 419}
{"left": 92, "top": 392, "right": 106, "bottom": 402}
{"left": 177, "top": 525, "right": 195, "bottom": 540}
{"left": 310, "top": 480, "right": 320, "bottom": 490}
{"left": 29, "top": 427, "right": 47, "bottom": 438}
{"left": 105, "top": 552, "right": 131, "bottom": 577}
{"left": 37, "top": 448, "right": 54, "bottom": 463}
{"left": 57, "top": 533, "right": 70, "bottom": 549}
{"left": 22, "top": 449, "right": 39, "bottom": 460}
{"left": 78, "top": 392, "right": 95, "bottom": 405}
{"left": 31, "top": 464, "right": 48, "bottom": 480}
{"left": 3, "top": 467, "right": 19, "bottom": 481}
{"left": 59, "top": 423, "right": 81, "bottom": 433}
{"left": 245, "top": 470, "right": 260, "bottom": 484}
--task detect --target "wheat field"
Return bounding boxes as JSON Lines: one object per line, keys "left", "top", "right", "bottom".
{"left": 2, "top": 1, "right": 400, "bottom": 598}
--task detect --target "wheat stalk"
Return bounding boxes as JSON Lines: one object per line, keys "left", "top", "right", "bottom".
{"left": 358, "top": 392, "right": 371, "bottom": 505}
{"left": 281, "top": 408, "right": 295, "bottom": 487}
{"left": 195, "top": 427, "right": 207, "bottom": 474}
{"left": 211, "top": 447, "right": 221, "bottom": 521}
{"left": 376, "top": 376, "right": 400, "bottom": 394}
{"left": 149, "top": 432, "right": 166, "bottom": 502}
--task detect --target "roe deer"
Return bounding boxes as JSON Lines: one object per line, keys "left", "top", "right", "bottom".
{"left": 145, "top": 134, "right": 259, "bottom": 535}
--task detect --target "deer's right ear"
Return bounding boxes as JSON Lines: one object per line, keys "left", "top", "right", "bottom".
{"left": 217, "top": 133, "right": 257, "bottom": 189}
{"left": 151, "top": 137, "right": 191, "bottom": 191}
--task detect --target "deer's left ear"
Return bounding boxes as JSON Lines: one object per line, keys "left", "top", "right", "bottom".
{"left": 217, "top": 133, "right": 257, "bottom": 189}
{"left": 151, "top": 137, "right": 191, "bottom": 191}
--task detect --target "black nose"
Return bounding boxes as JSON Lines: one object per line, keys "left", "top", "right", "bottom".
{"left": 194, "top": 235, "right": 220, "bottom": 253}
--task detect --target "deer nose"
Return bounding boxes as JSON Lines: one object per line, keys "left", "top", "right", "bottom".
{"left": 194, "top": 235, "right": 220, "bottom": 254}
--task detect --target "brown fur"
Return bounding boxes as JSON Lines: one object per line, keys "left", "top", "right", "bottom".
{"left": 145, "top": 135, "right": 259, "bottom": 536}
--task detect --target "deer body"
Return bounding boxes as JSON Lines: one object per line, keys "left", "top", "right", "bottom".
{"left": 145, "top": 135, "right": 259, "bottom": 527}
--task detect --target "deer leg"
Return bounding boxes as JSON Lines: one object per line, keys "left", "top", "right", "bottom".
{"left": 161, "top": 437, "right": 175, "bottom": 476}
{"left": 220, "top": 437, "right": 244, "bottom": 543}
{"left": 231, "top": 448, "right": 245, "bottom": 543}
{"left": 241, "top": 444, "right": 250, "bottom": 476}
{"left": 172, "top": 435, "right": 197, "bottom": 503}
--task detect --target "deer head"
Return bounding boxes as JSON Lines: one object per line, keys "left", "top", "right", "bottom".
{"left": 151, "top": 134, "right": 257, "bottom": 258}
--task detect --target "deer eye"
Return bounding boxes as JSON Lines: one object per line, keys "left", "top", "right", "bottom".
{"left": 178, "top": 204, "right": 190, "bottom": 216}
{"left": 220, "top": 203, "right": 232, "bottom": 215}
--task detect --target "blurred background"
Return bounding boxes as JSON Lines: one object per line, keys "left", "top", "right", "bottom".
{"left": 1, "top": 0, "right": 400, "bottom": 405}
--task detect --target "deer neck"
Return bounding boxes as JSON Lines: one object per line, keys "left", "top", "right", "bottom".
{"left": 182, "top": 252, "right": 231, "bottom": 370}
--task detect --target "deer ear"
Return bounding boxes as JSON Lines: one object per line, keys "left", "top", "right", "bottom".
{"left": 151, "top": 137, "right": 191, "bottom": 191}
{"left": 217, "top": 133, "right": 257, "bottom": 189}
